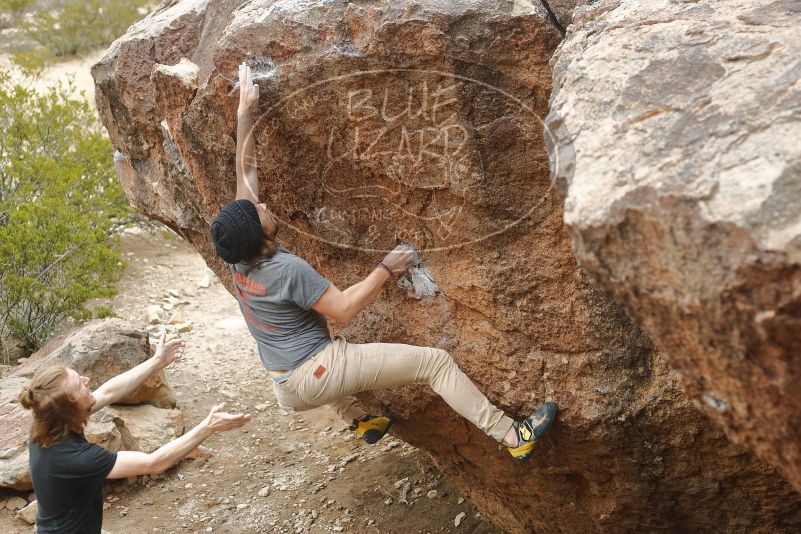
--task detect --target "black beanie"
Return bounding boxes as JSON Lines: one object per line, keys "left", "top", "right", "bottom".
{"left": 210, "top": 199, "right": 263, "bottom": 264}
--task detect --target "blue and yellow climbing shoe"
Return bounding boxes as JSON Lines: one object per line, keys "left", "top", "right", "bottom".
{"left": 350, "top": 415, "right": 393, "bottom": 444}
{"left": 507, "top": 402, "right": 558, "bottom": 462}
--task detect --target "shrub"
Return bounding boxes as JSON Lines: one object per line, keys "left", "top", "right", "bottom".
{"left": 0, "top": 0, "right": 34, "bottom": 30}
{"left": 0, "top": 69, "right": 130, "bottom": 361}
{"left": 8, "top": 46, "right": 58, "bottom": 75}
{"left": 21, "top": 0, "right": 153, "bottom": 57}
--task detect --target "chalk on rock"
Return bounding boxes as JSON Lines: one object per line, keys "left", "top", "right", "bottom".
{"left": 395, "top": 242, "right": 439, "bottom": 299}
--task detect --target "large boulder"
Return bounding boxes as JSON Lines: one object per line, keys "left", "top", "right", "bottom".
{"left": 93, "top": 0, "right": 801, "bottom": 531}
{"left": 548, "top": 0, "right": 801, "bottom": 493}
{"left": 0, "top": 319, "right": 183, "bottom": 490}
{"left": 11, "top": 318, "right": 175, "bottom": 408}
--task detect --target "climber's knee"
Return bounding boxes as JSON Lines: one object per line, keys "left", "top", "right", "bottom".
{"left": 430, "top": 347, "right": 455, "bottom": 370}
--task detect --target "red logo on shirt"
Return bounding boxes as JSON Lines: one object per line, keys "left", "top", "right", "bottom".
{"left": 313, "top": 365, "right": 327, "bottom": 379}
{"left": 232, "top": 272, "right": 267, "bottom": 296}
{"left": 232, "top": 272, "right": 276, "bottom": 333}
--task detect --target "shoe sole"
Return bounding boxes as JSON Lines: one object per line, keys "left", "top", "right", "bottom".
{"left": 363, "top": 419, "right": 393, "bottom": 445}
{"left": 528, "top": 402, "right": 558, "bottom": 439}
{"left": 508, "top": 440, "right": 538, "bottom": 462}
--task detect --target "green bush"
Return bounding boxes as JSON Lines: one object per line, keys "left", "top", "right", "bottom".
{"left": 0, "top": 0, "right": 34, "bottom": 30}
{"left": 8, "top": 46, "right": 58, "bottom": 76}
{"left": 21, "top": 0, "right": 153, "bottom": 57}
{"left": 0, "top": 70, "right": 130, "bottom": 361}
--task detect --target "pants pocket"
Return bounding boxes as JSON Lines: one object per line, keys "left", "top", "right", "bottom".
{"left": 295, "top": 351, "right": 338, "bottom": 405}
{"left": 294, "top": 366, "right": 326, "bottom": 405}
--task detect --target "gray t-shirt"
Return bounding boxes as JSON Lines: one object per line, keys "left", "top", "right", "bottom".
{"left": 230, "top": 245, "right": 332, "bottom": 371}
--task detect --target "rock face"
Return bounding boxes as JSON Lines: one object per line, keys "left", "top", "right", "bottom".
{"left": 548, "top": 0, "right": 801, "bottom": 494}
{"left": 546, "top": 0, "right": 596, "bottom": 30}
{"left": 0, "top": 319, "right": 183, "bottom": 490}
{"left": 93, "top": 0, "right": 801, "bottom": 531}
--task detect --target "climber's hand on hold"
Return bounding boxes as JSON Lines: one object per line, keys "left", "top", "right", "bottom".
{"left": 235, "top": 61, "right": 260, "bottom": 203}
{"left": 380, "top": 245, "right": 415, "bottom": 277}
{"left": 237, "top": 62, "right": 259, "bottom": 116}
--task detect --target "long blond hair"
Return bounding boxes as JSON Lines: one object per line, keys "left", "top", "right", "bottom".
{"left": 18, "top": 366, "right": 89, "bottom": 447}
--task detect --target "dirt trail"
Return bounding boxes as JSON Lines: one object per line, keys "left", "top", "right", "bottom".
{"left": 1, "top": 229, "right": 497, "bottom": 533}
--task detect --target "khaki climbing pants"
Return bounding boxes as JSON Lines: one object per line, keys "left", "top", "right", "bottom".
{"left": 272, "top": 335, "right": 514, "bottom": 443}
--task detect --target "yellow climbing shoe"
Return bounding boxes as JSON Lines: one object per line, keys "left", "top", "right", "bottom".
{"left": 349, "top": 415, "right": 393, "bottom": 444}
{"left": 507, "top": 402, "right": 558, "bottom": 462}
{"left": 507, "top": 439, "right": 539, "bottom": 461}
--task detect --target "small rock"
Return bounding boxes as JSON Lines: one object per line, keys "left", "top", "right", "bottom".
{"left": 379, "top": 441, "right": 400, "bottom": 452}
{"left": 426, "top": 490, "right": 437, "bottom": 499}
{"left": 455, "top": 512, "right": 467, "bottom": 527}
{"left": 398, "top": 482, "right": 411, "bottom": 504}
{"left": 341, "top": 452, "right": 359, "bottom": 465}
{"left": 176, "top": 322, "right": 193, "bottom": 333}
{"left": 5, "top": 496, "right": 26, "bottom": 510}
{"left": 146, "top": 305, "right": 162, "bottom": 324}
{"left": 122, "top": 226, "right": 144, "bottom": 235}
{"left": 258, "top": 486, "right": 271, "bottom": 497}
{"left": 186, "top": 446, "right": 213, "bottom": 459}
{"left": 236, "top": 503, "right": 248, "bottom": 510}
{"left": 168, "top": 311, "right": 185, "bottom": 325}
{"left": 17, "top": 500, "right": 37, "bottom": 524}
{"left": 458, "top": 497, "right": 465, "bottom": 504}
{"left": 198, "top": 274, "right": 211, "bottom": 288}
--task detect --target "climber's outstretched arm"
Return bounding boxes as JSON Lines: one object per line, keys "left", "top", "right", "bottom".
{"left": 236, "top": 61, "right": 259, "bottom": 203}
{"left": 312, "top": 245, "right": 415, "bottom": 324}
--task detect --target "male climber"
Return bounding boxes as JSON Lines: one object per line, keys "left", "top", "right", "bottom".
{"left": 209, "top": 62, "right": 557, "bottom": 461}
